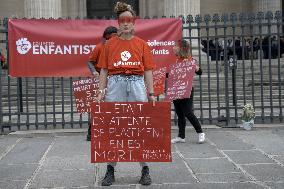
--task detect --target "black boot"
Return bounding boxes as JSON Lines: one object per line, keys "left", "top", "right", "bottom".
{"left": 139, "top": 166, "right": 152, "bottom": 185}
{"left": 86, "top": 123, "right": 91, "bottom": 141}
{"left": 101, "top": 165, "right": 115, "bottom": 186}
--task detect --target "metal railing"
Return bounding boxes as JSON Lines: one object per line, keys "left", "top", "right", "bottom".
{"left": 0, "top": 11, "right": 283, "bottom": 133}
{"left": 183, "top": 11, "right": 284, "bottom": 126}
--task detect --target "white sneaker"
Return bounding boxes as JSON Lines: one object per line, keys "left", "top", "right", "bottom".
{"left": 198, "top": 133, "right": 205, "bottom": 143}
{"left": 171, "top": 137, "right": 186, "bottom": 144}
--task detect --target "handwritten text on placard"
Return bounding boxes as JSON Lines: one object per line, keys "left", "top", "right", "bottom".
{"left": 72, "top": 77, "right": 99, "bottom": 113}
{"left": 166, "top": 59, "right": 196, "bottom": 101}
{"left": 90, "top": 102, "right": 171, "bottom": 163}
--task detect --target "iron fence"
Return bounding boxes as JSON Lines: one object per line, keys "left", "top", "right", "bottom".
{"left": 0, "top": 11, "right": 284, "bottom": 133}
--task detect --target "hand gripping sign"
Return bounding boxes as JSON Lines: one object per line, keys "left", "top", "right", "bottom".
{"left": 72, "top": 77, "right": 99, "bottom": 113}
{"left": 90, "top": 102, "right": 171, "bottom": 163}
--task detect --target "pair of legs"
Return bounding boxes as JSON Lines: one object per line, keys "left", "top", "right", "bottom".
{"left": 101, "top": 74, "right": 151, "bottom": 186}
{"left": 172, "top": 90, "right": 205, "bottom": 143}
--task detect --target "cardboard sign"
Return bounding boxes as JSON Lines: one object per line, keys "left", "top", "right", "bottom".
{"left": 72, "top": 77, "right": 99, "bottom": 113}
{"left": 90, "top": 102, "right": 171, "bottom": 163}
{"left": 166, "top": 59, "right": 197, "bottom": 101}
{"left": 153, "top": 67, "right": 167, "bottom": 96}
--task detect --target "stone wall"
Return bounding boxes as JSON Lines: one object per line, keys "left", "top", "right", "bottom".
{"left": 0, "top": 0, "right": 24, "bottom": 19}
{"left": 200, "top": 0, "right": 252, "bottom": 15}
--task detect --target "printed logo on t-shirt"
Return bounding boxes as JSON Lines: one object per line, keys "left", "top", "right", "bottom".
{"left": 121, "top": 51, "right": 131, "bottom": 61}
{"left": 113, "top": 51, "right": 141, "bottom": 67}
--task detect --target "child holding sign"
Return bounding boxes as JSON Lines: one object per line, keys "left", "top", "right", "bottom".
{"left": 96, "top": 2, "right": 155, "bottom": 186}
{"left": 170, "top": 39, "right": 206, "bottom": 144}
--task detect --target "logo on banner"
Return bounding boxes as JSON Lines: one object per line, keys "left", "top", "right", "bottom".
{"left": 15, "top": 38, "right": 96, "bottom": 55}
{"left": 16, "top": 38, "right": 32, "bottom": 54}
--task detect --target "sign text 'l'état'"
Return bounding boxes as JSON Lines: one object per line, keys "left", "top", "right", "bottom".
{"left": 90, "top": 102, "right": 171, "bottom": 163}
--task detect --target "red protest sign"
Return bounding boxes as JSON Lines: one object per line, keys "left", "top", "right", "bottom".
{"left": 90, "top": 102, "right": 171, "bottom": 163}
{"left": 166, "top": 59, "right": 197, "bottom": 101}
{"left": 72, "top": 77, "right": 99, "bottom": 113}
{"left": 153, "top": 67, "right": 167, "bottom": 96}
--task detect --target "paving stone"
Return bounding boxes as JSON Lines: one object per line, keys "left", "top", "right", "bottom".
{"left": 140, "top": 182, "right": 265, "bottom": 189}
{"left": 242, "top": 164, "right": 284, "bottom": 182}
{"left": 265, "top": 182, "right": 284, "bottom": 189}
{"left": 229, "top": 130, "right": 284, "bottom": 155}
{"left": 186, "top": 158, "right": 239, "bottom": 174}
{"left": 206, "top": 131, "right": 255, "bottom": 150}
{"left": 30, "top": 169, "right": 95, "bottom": 188}
{"left": 0, "top": 137, "right": 53, "bottom": 165}
{"left": 46, "top": 135, "right": 90, "bottom": 157}
{"left": 174, "top": 142, "right": 224, "bottom": 159}
{"left": 94, "top": 185, "right": 136, "bottom": 189}
{"left": 0, "top": 136, "right": 19, "bottom": 156}
{"left": 0, "top": 164, "right": 37, "bottom": 180}
{"left": 147, "top": 154, "right": 197, "bottom": 184}
{"left": 273, "top": 156, "right": 284, "bottom": 165}
{"left": 0, "top": 128, "right": 282, "bottom": 189}
{"left": 196, "top": 172, "right": 249, "bottom": 183}
{"left": 42, "top": 155, "right": 93, "bottom": 170}
{"left": 0, "top": 180, "right": 26, "bottom": 189}
{"left": 224, "top": 149, "right": 275, "bottom": 164}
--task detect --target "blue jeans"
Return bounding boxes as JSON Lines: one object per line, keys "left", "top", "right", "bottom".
{"left": 105, "top": 74, "right": 148, "bottom": 168}
{"left": 105, "top": 74, "right": 148, "bottom": 102}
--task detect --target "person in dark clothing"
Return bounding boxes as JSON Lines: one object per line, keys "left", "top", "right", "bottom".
{"left": 170, "top": 39, "right": 205, "bottom": 144}
{"left": 0, "top": 51, "right": 6, "bottom": 69}
{"left": 86, "top": 26, "right": 118, "bottom": 141}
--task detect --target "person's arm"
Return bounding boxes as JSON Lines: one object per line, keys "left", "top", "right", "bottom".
{"left": 96, "top": 68, "right": 108, "bottom": 101}
{"left": 88, "top": 44, "right": 103, "bottom": 76}
{"left": 144, "top": 70, "right": 155, "bottom": 102}
{"left": 87, "top": 61, "right": 99, "bottom": 76}
{"left": 195, "top": 65, "right": 203, "bottom": 75}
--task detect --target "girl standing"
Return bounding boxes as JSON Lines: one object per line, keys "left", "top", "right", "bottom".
{"left": 170, "top": 39, "right": 206, "bottom": 144}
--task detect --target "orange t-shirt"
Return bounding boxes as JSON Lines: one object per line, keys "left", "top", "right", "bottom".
{"left": 89, "top": 43, "right": 104, "bottom": 72}
{"left": 97, "top": 36, "right": 155, "bottom": 75}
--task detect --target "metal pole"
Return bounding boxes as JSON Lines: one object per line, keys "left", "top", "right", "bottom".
{"left": 17, "top": 78, "right": 23, "bottom": 113}
{"left": 232, "top": 67, "right": 236, "bottom": 106}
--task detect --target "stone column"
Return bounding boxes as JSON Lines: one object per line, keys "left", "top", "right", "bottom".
{"left": 139, "top": 0, "right": 165, "bottom": 18}
{"left": 252, "top": 0, "right": 281, "bottom": 13}
{"left": 164, "top": 0, "right": 201, "bottom": 49}
{"left": 252, "top": 0, "right": 281, "bottom": 33}
{"left": 61, "top": 0, "right": 86, "bottom": 18}
{"left": 164, "top": 0, "right": 200, "bottom": 17}
{"left": 24, "top": 0, "right": 61, "bottom": 18}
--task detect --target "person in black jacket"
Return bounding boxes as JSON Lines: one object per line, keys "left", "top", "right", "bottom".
{"left": 170, "top": 39, "right": 205, "bottom": 144}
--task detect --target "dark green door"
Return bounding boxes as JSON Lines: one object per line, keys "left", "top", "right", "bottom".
{"left": 87, "top": 0, "right": 139, "bottom": 18}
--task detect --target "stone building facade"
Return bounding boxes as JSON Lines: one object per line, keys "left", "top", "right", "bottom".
{"left": 0, "top": 0, "right": 282, "bottom": 19}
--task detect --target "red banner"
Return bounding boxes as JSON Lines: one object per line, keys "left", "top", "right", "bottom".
{"left": 8, "top": 19, "right": 181, "bottom": 77}
{"left": 90, "top": 102, "right": 171, "bottom": 163}
{"left": 166, "top": 59, "right": 197, "bottom": 101}
{"left": 72, "top": 77, "right": 99, "bottom": 113}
